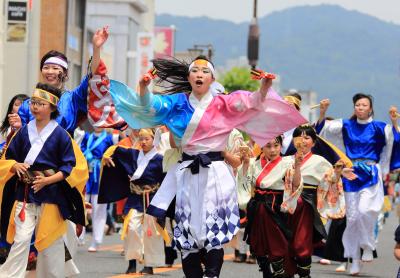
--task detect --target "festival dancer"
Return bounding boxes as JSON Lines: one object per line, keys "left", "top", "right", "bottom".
{"left": 227, "top": 130, "right": 254, "bottom": 264}
{"left": 9, "top": 27, "right": 109, "bottom": 135}
{"left": 1, "top": 26, "right": 108, "bottom": 277}
{"left": 285, "top": 125, "right": 352, "bottom": 278}
{"left": 99, "top": 128, "right": 166, "bottom": 275}
{"left": 100, "top": 55, "right": 306, "bottom": 277}
{"left": 316, "top": 94, "right": 399, "bottom": 275}
{"left": 0, "top": 83, "right": 87, "bottom": 278}
{"left": 80, "top": 127, "right": 116, "bottom": 252}
{"left": 0, "top": 94, "right": 29, "bottom": 263}
{"left": 0, "top": 94, "right": 29, "bottom": 154}
{"left": 242, "top": 136, "right": 302, "bottom": 278}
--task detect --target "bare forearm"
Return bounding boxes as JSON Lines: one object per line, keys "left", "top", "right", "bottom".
{"left": 139, "top": 84, "right": 147, "bottom": 97}
{"left": 47, "top": 171, "right": 65, "bottom": 185}
{"left": 292, "top": 166, "right": 301, "bottom": 191}
{"left": 318, "top": 112, "right": 326, "bottom": 124}
{"left": 91, "top": 46, "right": 101, "bottom": 74}
{"left": 392, "top": 119, "right": 400, "bottom": 133}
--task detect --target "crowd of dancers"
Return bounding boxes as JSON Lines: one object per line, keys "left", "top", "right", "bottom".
{"left": 0, "top": 26, "right": 399, "bottom": 278}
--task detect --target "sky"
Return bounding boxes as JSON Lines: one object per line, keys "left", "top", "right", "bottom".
{"left": 155, "top": 0, "right": 400, "bottom": 25}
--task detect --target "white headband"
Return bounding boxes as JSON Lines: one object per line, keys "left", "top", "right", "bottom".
{"left": 43, "top": 57, "right": 68, "bottom": 70}
{"left": 189, "top": 59, "right": 215, "bottom": 76}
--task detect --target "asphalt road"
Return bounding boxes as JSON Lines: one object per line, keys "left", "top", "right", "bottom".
{"left": 75, "top": 213, "right": 400, "bottom": 278}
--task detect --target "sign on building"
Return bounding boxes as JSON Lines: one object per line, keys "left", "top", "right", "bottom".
{"left": 154, "top": 26, "right": 175, "bottom": 58}
{"left": 6, "top": 1, "right": 28, "bottom": 42}
{"left": 136, "top": 32, "right": 154, "bottom": 84}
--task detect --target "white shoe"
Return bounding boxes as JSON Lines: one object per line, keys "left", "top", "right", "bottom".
{"left": 335, "top": 262, "right": 347, "bottom": 272}
{"left": 88, "top": 243, "right": 98, "bottom": 252}
{"left": 361, "top": 248, "right": 373, "bottom": 262}
{"left": 349, "top": 260, "right": 361, "bottom": 276}
{"left": 319, "top": 259, "right": 331, "bottom": 265}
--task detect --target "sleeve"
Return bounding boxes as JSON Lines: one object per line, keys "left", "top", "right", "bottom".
{"left": 147, "top": 163, "right": 178, "bottom": 219}
{"left": 79, "top": 133, "right": 89, "bottom": 153}
{"left": 0, "top": 132, "right": 21, "bottom": 186}
{"left": 58, "top": 133, "right": 77, "bottom": 177}
{"left": 64, "top": 133, "right": 89, "bottom": 191}
{"left": 70, "top": 76, "right": 89, "bottom": 114}
{"left": 98, "top": 146, "right": 134, "bottom": 204}
{"left": 162, "top": 148, "right": 182, "bottom": 172}
{"left": 317, "top": 168, "right": 345, "bottom": 219}
{"left": 281, "top": 163, "right": 304, "bottom": 214}
{"left": 219, "top": 89, "right": 307, "bottom": 147}
{"left": 87, "top": 60, "right": 127, "bottom": 129}
{"left": 18, "top": 99, "right": 34, "bottom": 127}
{"left": 315, "top": 119, "right": 343, "bottom": 135}
{"left": 109, "top": 80, "right": 181, "bottom": 129}
{"left": 236, "top": 158, "right": 256, "bottom": 210}
{"left": 390, "top": 126, "right": 400, "bottom": 172}
{"left": 73, "top": 127, "right": 85, "bottom": 146}
{"left": 316, "top": 119, "right": 346, "bottom": 153}
{"left": 381, "top": 124, "right": 396, "bottom": 174}
{"left": 226, "top": 129, "right": 245, "bottom": 155}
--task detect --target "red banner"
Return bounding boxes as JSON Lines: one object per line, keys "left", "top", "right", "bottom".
{"left": 154, "top": 26, "right": 174, "bottom": 58}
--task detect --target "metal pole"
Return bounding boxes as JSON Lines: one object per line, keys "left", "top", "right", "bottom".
{"left": 247, "top": 0, "right": 259, "bottom": 69}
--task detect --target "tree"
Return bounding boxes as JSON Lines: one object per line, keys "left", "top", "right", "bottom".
{"left": 219, "top": 67, "right": 259, "bottom": 93}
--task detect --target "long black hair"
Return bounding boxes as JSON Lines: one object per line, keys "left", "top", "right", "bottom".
{"left": 0, "top": 94, "right": 29, "bottom": 135}
{"left": 152, "top": 55, "right": 213, "bottom": 94}
{"left": 35, "top": 83, "right": 62, "bottom": 120}
{"left": 40, "top": 50, "right": 69, "bottom": 84}
{"left": 350, "top": 93, "right": 374, "bottom": 119}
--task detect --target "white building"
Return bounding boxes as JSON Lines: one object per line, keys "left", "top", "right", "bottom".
{"left": 86, "top": 0, "right": 155, "bottom": 88}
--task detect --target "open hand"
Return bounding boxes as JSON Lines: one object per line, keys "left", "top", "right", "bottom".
{"left": 92, "top": 26, "right": 109, "bottom": 49}
{"left": 32, "top": 176, "right": 49, "bottom": 193}
{"left": 12, "top": 163, "right": 30, "bottom": 178}
{"left": 342, "top": 168, "right": 357, "bottom": 180}
{"left": 104, "top": 157, "right": 115, "bottom": 167}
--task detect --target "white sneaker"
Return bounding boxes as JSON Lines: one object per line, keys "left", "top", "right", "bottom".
{"left": 88, "top": 243, "right": 98, "bottom": 252}
{"left": 361, "top": 248, "right": 373, "bottom": 262}
{"left": 335, "top": 262, "right": 347, "bottom": 272}
{"left": 349, "top": 260, "right": 361, "bottom": 276}
{"left": 319, "top": 259, "right": 331, "bottom": 265}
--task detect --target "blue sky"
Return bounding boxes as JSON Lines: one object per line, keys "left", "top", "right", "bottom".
{"left": 155, "top": 0, "right": 400, "bottom": 24}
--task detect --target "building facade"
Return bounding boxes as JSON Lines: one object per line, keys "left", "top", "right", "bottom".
{"left": 1, "top": 0, "right": 87, "bottom": 117}
{"left": 85, "top": 0, "right": 155, "bottom": 88}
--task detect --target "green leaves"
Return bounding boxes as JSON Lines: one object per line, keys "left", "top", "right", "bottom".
{"left": 219, "top": 67, "right": 259, "bottom": 93}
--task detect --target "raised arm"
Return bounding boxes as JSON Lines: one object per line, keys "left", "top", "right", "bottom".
{"left": 317, "top": 99, "right": 330, "bottom": 124}
{"left": 258, "top": 77, "right": 273, "bottom": 99}
{"left": 390, "top": 106, "right": 400, "bottom": 133}
{"left": 91, "top": 26, "right": 109, "bottom": 75}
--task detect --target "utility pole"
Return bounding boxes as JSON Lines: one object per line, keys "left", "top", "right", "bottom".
{"left": 247, "top": 0, "right": 259, "bottom": 69}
